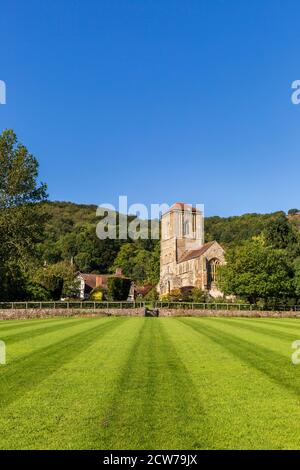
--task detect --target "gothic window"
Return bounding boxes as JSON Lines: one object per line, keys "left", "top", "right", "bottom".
{"left": 208, "top": 259, "right": 221, "bottom": 286}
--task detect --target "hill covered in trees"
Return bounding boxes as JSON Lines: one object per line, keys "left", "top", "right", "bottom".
{"left": 39, "top": 201, "right": 300, "bottom": 279}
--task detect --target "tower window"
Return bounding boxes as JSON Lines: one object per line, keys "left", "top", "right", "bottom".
{"left": 183, "top": 220, "right": 189, "bottom": 236}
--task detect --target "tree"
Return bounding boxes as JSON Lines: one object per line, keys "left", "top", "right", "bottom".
{"left": 264, "top": 216, "right": 297, "bottom": 250}
{"left": 288, "top": 209, "right": 300, "bottom": 216}
{"left": 294, "top": 258, "right": 300, "bottom": 298}
{"left": 110, "top": 241, "right": 160, "bottom": 284}
{"left": 0, "top": 130, "right": 48, "bottom": 300}
{"left": 34, "top": 262, "right": 78, "bottom": 300}
{"left": 107, "top": 277, "right": 131, "bottom": 301}
{"left": 220, "top": 238, "right": 295, "bottom": 304}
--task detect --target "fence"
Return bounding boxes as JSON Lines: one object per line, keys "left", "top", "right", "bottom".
{"left": 0, "top": 301, "right": 299, "bottom": 312}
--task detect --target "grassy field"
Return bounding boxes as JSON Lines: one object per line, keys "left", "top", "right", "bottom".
{"left": 0, "top": 316, "right": 300, "bottom": 450}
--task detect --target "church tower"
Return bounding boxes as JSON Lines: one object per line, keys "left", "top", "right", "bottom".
{"left": 160, "top": 202, "right": 204, "bottom": 285}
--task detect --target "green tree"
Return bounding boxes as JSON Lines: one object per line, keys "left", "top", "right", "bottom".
{"left": 294, "top": 258, "right": 300, "bottom": 298}
{"left": 107, "top": 277, "right": 131, "bottom": 301}
{"left": 0, "top": 129, "right": 48, "bottom": 300}
{"left": 34, "top": 261, "right": 78, "bottom": 300}
{"left": 220, "top": 238, "right": 295, "bottom": 304}
{"left": 110, "top": 241, "right": 160, "bottom": 284}
{"left": 264, "top": 216, "right": 297, "bottom": 250}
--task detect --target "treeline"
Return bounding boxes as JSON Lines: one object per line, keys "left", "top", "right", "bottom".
{"left": 1, "top": 129, "right": 299, "bottom": 304}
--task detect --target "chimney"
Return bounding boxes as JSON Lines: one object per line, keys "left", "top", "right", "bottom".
{"left": 115, "top": 268, "right": 123, "bottom": 277}
{"left": 96, "top": 275, "right": 103, "bottom": 287}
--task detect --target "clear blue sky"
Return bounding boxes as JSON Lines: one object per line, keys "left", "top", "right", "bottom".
{"left": 0, "top": 0, "right": 299, "bottom": 216}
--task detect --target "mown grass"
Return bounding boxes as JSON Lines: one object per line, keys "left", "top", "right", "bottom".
{"left": 0, "top": 316, "right": 300, "bottom": 449}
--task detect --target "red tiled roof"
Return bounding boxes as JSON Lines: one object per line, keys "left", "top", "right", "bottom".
{"left": 178, "top": 241, "right": 216, "bottom": 263}
{"left": 78, "top": 273, "right": 109, "bottom": 289}
{"left": 134, "top": 284, "right": 155, "bottom": 297}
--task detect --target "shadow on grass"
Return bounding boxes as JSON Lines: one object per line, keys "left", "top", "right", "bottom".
{"left": 1, "top": 317, "right": 95, "bottom": 345}
{"left": 0, "top": 318, "right": 127, "bottom": 410}
{"left": 210, "top": 318, "right": 300, "bottom": 343}
{"left": 243, "top": 318, "right": 300, "bottom": 332}
{"left": 98, "top": 318, "right": 212, "bottom": 450}
{"left": 0, "top": 317, "right": 74, "bottom": 333}
{"left": 178, "top": 318, "right": 300, "bottom": 398}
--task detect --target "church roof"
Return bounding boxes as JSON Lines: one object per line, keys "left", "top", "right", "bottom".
{"left": 178, "top": 241, "right": 217, "bottom": 263}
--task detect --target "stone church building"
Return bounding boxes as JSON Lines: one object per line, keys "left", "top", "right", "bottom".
{"left": 159, "top": 203, "right": 225, "bottom": 298}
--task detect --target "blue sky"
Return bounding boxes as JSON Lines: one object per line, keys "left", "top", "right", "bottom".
{"left": 0, "top": 0, "right": 299, "bottom": 216}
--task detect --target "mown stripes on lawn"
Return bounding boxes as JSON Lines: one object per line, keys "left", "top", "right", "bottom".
{"left": 0, "top": 317, "right": 300, "bottom": 450}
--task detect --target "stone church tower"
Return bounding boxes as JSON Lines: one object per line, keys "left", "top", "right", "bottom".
{"left": 159, "top": 203, "right": 225, "bottom": 297}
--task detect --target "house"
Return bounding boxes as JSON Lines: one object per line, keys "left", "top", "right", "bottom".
{"left": 77, "top": 268, "right": 123, "bottom": 299}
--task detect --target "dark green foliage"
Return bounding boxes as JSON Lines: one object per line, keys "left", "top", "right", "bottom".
{"left": 264, "top": 216, "right": 298, "bottom": 250}
{"left": 0, "top": 130, "right": 48, "bottom": 301}
{"left": 34, "top": 262, "right": 78, "bottom": 300}
{"left": 205, "top": 212, "right": 286, "bottom": 247}
{"left": 110, "top": 241, "right": 160, "bottom": 284}
{"left": 107, "top": 277, "right": 132, "bottom": 301}
{"left": 220, "top": 238, "right": 295, "bottom": 304}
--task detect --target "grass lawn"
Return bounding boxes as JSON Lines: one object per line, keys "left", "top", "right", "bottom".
{"left": 0, "top": 316, "right": 300, "bottom": 449}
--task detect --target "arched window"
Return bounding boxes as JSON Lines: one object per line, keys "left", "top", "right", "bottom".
{"left": 208, "top": 259, "right": 221, "bottom": 286}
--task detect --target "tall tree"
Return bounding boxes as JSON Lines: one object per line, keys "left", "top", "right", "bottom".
{"left": 220, "top": 238, "right": 295, "bottom": 305}
{"left": 0, "top": 129, "right": 48, "bottom": 300}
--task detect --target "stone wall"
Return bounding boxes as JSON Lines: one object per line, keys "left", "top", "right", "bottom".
{"left": 0, "top": 308, "right": 145, "bottom": 320}
{"left": 159, "top": 309, "right": 300, "bottom": 318}
{"left": 0, "top": 308, "right": 300, "bottom": 321}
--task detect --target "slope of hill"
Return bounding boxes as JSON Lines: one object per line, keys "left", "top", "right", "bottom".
{"left": 41, "top": 201, "right": 291, "bottom": 249}
{"left": 38, "top": 202, "right": 300, "bottom": 286}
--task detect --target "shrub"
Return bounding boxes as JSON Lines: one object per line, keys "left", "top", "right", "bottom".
{"left": 189, "top": 288, "right": 205, "bottom": 303}
{"left": 107, "top": 277, "right": 132, "bottom": 301}
{"left": 144, "top": 288, "right": 159, "bottom": 302}
{"left": 90, "top": 286, "right": 105, "bottom": 301}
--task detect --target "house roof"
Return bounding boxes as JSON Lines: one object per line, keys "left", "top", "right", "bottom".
{"left": 134, "top": 284, "right": 154, "bottom": 297}
{"left": 178, "top": 241, "right": 217, "bottom": 263}
{"left": 78, "top": 273, "right": 109, "bottom": 289}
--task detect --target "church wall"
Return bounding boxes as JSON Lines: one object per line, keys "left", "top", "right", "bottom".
{"left": 159, "top": 204, "right": 225, "bottom": 295}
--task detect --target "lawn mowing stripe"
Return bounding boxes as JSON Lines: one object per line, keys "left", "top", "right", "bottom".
{"left": 169, "top": 318, "right": 300, "bottom": 450}
{"left": 208, "top": 317, "right": 300, "bottom": 344}
{"left": 3, "top": 317, "right": 113, "bottom": 364}
{"left": 247, "top": 318, "right": 300, "bottom": 332}
{"left": 178, "top": 318, "right": 300, "bottom": 398}
{"left": 98, "top": 318, "right": 211, "bottom": 450}
{"left": 0, "top": 317, "right": 76, "bottom": 332}
{"left": 0, "top": 317, "right": 96, "bottom": 345}
{"left": 0, "top": 317, "right": 126, "bottom": 411}
{"left": 0, "top": 318, "right": 144, "bottom": 450}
